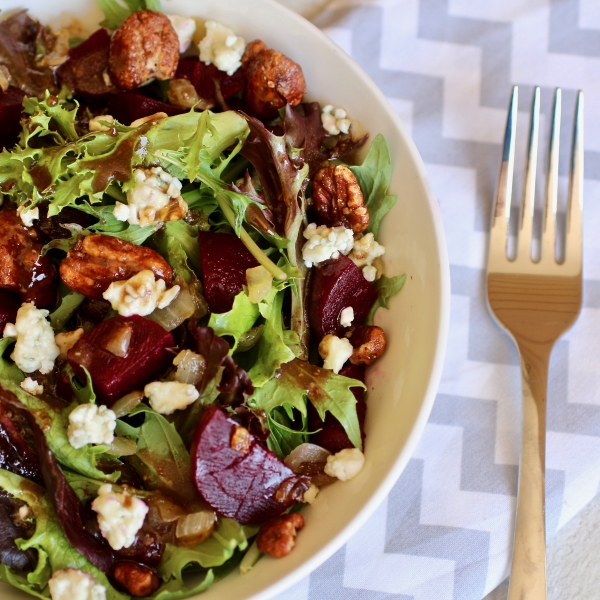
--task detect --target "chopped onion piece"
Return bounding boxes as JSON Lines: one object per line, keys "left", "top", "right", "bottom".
{"left": 148, "top": 281, "right": 207, "bottom": 331}
{"left": 284, "top": 443, "right": 331, "bottom": 471}
{"left": 175, "top": 509, "right": 215, "bottom": 547}
{"left": 173, "top": 350, "right": 206, "bottom": 385}
{"left": 246, "top": 266, "right": 273, "bottom": 304}
{"left": 105, "top": 436, "right": 137, "bottom": 456}
{"left": 111, "top": 390, "right": 144, "bottom": 418}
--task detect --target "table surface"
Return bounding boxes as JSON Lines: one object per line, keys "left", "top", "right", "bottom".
{"left": 279, "top": 0, "right": 600, "bottom": 600}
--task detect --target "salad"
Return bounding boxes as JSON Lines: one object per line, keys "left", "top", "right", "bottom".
{"left": 0, "top": 1, "right": 405, "bottom": 599}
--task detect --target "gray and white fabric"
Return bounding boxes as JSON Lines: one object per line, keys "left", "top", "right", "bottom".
{"left": 276, "top": 1, "right": 600, "bottom": 599}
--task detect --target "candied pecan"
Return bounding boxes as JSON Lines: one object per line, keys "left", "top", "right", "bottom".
{"left": 349, "top": 325, "right": 386, "bottom": 366}
{"left": 108, "top": 10, "right": 179, "bottom": 91}
{"left": 59, "top": 234, "right": 173, "bottom": 300}
{"left": 313, "top": 165, "right": 369, "bottom": 233}
{"left": 230, "top": 425, "right": 251, "bottom": 453}
{"left": 113, "top": 562, "right": 160, "bottom": 597}
{"left": 241, "top": 39, "right": 306, "bottom": 120}
{"left": 256, "top": 513, "right": 304, "bottom": 559}
{"left": 0, "top": 209, "right": 57, "bottom": 307}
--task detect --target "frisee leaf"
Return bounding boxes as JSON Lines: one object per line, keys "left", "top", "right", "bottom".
{"left": 365, "top": 274, "right": 406, "bottom": 325}
{"left": 208, "top": 291, "right": 260, "bottom": 353}
{"left": 349, "top": 134, "right": 397, "bottom": 239}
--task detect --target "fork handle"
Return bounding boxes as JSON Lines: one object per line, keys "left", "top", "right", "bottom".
{"left": 508, "top": 341, "right": 552, "bottom": 600}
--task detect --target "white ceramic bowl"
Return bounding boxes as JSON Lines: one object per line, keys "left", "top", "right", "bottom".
{"left": 1, "top": 1, "right": 450, "bottom": 598}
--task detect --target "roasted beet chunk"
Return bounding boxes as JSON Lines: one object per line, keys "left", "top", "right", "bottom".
{"left": 198, "top": 232, "right": 259, "bottom": 313}
{"left": 308, "top": 255, "right": 378, "bottom": 339}
{"left": 107, "top": 92, "right": 183, "bottom": 126}
{"left": 0, "top": 87, "right": 25, "bottom": 150}
{"left": 309, "top": 364, "right": 367, "bottom": 454}
{"left": 175, "top": 58, "right": 245, "bottom": 102}
{"left": 56, "top": 29, "right": 116, "bottom": 98}
{"left": 191, "top": 405, "right": 310, "bottom": 524}
{"left": 0, "top": 290, "right": 20, "bottom": 333}
{"left": 67, "top": 315, "right": 174, "bottom": 406}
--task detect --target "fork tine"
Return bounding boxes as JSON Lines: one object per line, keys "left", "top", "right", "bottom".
{"left": 517, "top": 87, "right": 540, "bottom": 260}
{"left": 565, "top": 90, "right": 583, "bottom": 271}
{"left": 541, "top": 88, "right": 561, "bottom": 263}
{"left": 490, "top": 86, "right": 518, "bottom": 257}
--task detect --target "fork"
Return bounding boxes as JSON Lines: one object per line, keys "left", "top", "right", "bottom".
{"left": 486, "top": 86, "right": 583, "bottom": 599}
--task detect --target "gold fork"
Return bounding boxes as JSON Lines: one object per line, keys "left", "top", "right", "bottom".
{"left": 486, "top": 86, "right": 583, "bottom": 599}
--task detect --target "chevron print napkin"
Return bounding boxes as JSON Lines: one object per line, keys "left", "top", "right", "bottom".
{"left": 274, "top": 1, "right": 600, "bottom": 599}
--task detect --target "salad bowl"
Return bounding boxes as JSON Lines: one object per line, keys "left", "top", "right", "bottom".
{"left": 0, "top": 0, "right": 450, "bottom": 598}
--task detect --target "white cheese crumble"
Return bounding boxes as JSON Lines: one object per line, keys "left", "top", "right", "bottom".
{"left": 3, "top": 303, "right": 60, "bottom": 374}
{"left": 114, "top": 167, "right": 187, "bottom": 226}
{"left": 324, "top": 448, "right": 365, "bottom": 481}
{"left": 67, "top": 404, "right": 116, "bottom": 449}
{"left": 321, "top": 104, "right": 352, "bottom": 135}
{"left": 17, "top": 204, "right": 39, "bottom": 227}
{"left": 144, "top": 381, "right": 200, "bottom": 415}
{"left": 301, "top": 223, "right": 354, "bottom": 268}
{"left": 20, "top": 377, "right": 43, "bottom": 396}
{"left": 55, "top": 328, "right": 84, "bottom": 360}
{"left": 199, "top": 21, "right": 245, "bottom": 76}
{"left": 167, "top": 15, "right": 197, "bottom": 54}
{"left": 349, "top": 233, "right": 385, "bottom": 280}
{"left": 318, "top": 334, "right": 353, "bottom": 374}
{"left": 48, "top": 568, "right": 106, "bottom": 600}
{"left": 303, "top": 484, "right": 319, "bottom": 504}
{"left": 102, "top": 270, "right": 180, "bottom": 318}
{"left": 88, "top": 114, "right": 114, "bottom": 132}
{"left": 339, "top": 306, "right": 354, "bottom": 328}
{"left": 91, "top": 484, "right": 148, "bottom": 551}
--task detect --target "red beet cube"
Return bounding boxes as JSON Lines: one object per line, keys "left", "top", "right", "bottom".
{"left": 175, "top": 58, "right": 244, "bottom": 101}
{"left": 56, "top": 29, "right": 114, "bottom": 98}
{"left": 308, "top": 255, "right": 378, "bottom": 339}
{"left": 67, "top": 315, "right": 174, "bottom": 406}
{"left": 0, "top": 87, "right": 25, "bottom": 150}
{"left": 198, "top": 232, "right": 259, "bottom": 313}
{"left": 0, "top": 290, "right": 20, "bottom": 333}
{"left": 107, "top": 92, "right": 183, "bottom": 127}
{"left": 309, "top": 364, "right": 367, "bottom": 453}
{"left": 191, "top": 405, "right": 305, "bottom": 524}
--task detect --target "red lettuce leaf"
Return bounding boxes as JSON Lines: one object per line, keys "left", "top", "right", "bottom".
{"left": 0, "top": 489, "right": 36, "bottom": 572}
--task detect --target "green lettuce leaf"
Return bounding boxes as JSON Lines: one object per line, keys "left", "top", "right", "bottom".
{"left": 49, "top": 291, "right": 85, "bottom": 331}
{"left": 0, "top": 381, "right": 119, "bottom": 482}
{"left": 365, "top": 274, "right": 406, "bottom": 325}
{"left": 248, "top": 358, "right": 365, "bottom": 452}
{"left": 116, "top": 405, "right": 200, "bottom": 507}
{"left": 163, "top": 221, "right": 201, "bottom": 277}
{"left": 208, "top": 291, "right": 260, "bottom": 353}
{"left": 0, "top": 469, "right": 127, "bottom": 600}
{"left": 98, "top": 0, "right": 162, "bottom": 30}
{"left": 0, "top": 338, "right": 25, "bottom": 386}
{"left": 349, "top": 134, "right": 397, "bottom": 239}
{"left": 247, "top": 287, "right": 295, "bottom": 387}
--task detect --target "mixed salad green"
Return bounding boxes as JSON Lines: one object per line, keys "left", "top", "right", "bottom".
{"left": 0, "top": 1, "right": 405, "bottom": 598}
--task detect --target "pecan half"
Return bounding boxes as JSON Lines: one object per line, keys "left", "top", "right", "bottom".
{"left": 313, "top": 165, "right": 369, "bottom": 233}
{"left": 113, "top": 562, "right": 160, "bottom": 597}
{"left": 59, "top": 234, "right": 173, "bottom": 300}
{"left": 0, "top": 209, "right": 57, "bottom": 307}
{"left": 108, "top": 10, "right": 179, "bottom": 90}
{"left": 242, "top": 39, "right": 306, "bottom": 120}
{"left": 349, "top": 325, "right": 386, "bottom": 366}
{"left": 256, "top": 513, "right": 305, "bottom": 559}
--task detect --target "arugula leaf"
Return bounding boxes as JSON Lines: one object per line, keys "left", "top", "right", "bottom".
{"left": 49, "top": 291, "right": 85, "bottom": 330}
{"left": 247, "top": 287, "right": 295, "bottom": 387}
{"left": 265, "top": 406, "right": 308, "bottom": 458}
{"left": 67, "top": 365, "right": 96, "bottom": 404}
{"left": 0, "top": 469, "right": 127, "bottom": 600}
{"left": 349, "top": 134, "right": 397, "bottom": 239}
{"left": 0, "top": 381, "right": 119, "bottom": 481}
{"left": 249, "top": 358, "right": 364, "bottom": 450}
{"left": 365, "top": 274, "right": 406, "bottom": 325}
{"left": 0, "top": 338, "right": 24, "bottom": 386}
{"left": 208, "top": 291, "right": 260, "bottom": 352}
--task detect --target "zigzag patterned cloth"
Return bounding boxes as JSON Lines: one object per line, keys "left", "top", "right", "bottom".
{"left": 275, "top": 1, "right": 600, "bottom": 599}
